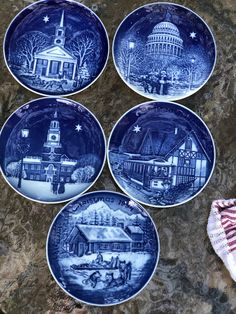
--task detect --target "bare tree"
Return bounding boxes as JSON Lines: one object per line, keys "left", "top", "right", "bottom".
{"left": 117, "top": 44, "right": 144, "bottom": 77}
{"left": 15, "top": 31, "right": 50, "bottom": 70}
{"left": 69, "top": 31, "right": 96, "bottom": 67}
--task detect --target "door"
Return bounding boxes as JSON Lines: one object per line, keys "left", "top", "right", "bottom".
{"left": 46, "top": 164, "right": 56, "bottom": 182}
{"left": 79, "top": 243, "right": 84, "bottom": 257}
{"left": 50, "top": 61, "right": 60, "bottom": 77}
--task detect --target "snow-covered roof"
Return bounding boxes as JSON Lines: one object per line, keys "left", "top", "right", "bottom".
{"left": 126, "top": 226, "right": 144, "bottom": 234}
{"left": 69, "top": 224, "right": 133, "bottom": 243}
{"left": 61, "top": 160, "right": 77, "bottom": 166}
{"left": 23, "top": 157, "right": 41, "bottom": 163}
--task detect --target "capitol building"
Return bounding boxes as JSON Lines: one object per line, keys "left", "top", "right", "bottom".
{"left": 146, "top": 17, "right": 184, "bottom": 58}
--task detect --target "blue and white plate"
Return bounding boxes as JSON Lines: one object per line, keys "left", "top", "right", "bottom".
{"left": 0, "top": 98, "right": 106, "bottom": 203}
{"left": 46, "top": 191, "right": 160, "bottom": 306}
{"left": 4, "top": 0, "right": 109, "bottom": 97}
{"left": 108, "top": 101, "right": 216, "bottom": 207}
{"left": 113, "top": 3, "right": 216, "bottom": 101}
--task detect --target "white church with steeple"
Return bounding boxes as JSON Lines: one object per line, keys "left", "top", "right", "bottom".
{"left": 32, "top": 11, "right": 77, "bottom": 80}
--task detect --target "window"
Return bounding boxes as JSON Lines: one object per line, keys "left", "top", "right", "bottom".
{"left": 43, "top": 59, "right": 48, "bottom": 66}
{"left": 58, "top": 30, "right": 62, "bottom": 36}
{"left": 100, "top": 243, "right": 110, "bottom": 250}
{"left": 184, "top": 159, "right": 190, "bottom": 166}
{"left": 113, "top": 243, "right": 121, "bottom": 250}
{"left": 185, "top": 137, "right": 192, "bottom": 150}
{"left": 69, "top": 63, "right": 74, "bottom": 69}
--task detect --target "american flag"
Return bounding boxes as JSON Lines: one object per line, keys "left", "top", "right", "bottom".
{"left": 207, "top": 199, "right": 236, "bottom": 281}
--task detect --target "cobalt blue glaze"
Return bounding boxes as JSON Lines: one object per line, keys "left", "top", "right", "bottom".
{"left": 4, "top": 0, "right": 109, "bottom": 96}
{"left": 108, "top": 101, "right": 216, "bottom": 207}
{"left": 113, "top": 3, "right": 216, "bottom": 101}
{"left": 0, "top": 98, "right": 106, "bottom": 203}
{"left": 47, "top": 191, "right": 160, "bottom": 306}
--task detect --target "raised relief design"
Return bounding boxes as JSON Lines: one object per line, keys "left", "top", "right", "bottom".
{"left": 108, "top": 102, "right": 215, "bottom": 207}
{"left": 47, "top": 192, "right": 159, "bottom": 305}
{"left": 5, "top": 1, "right": 108, "bottom": 95}
{"left": 113, "top": 4, "right": 216, "bottom": 100}
{"left": 0, "top": 98, "right": 105, "bottom": 203}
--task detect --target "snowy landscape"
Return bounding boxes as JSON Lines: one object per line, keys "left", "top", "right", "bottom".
{"left": 114, "top": 4, "right": 215, "bottom": 100}
{"left": 47, "top": 196, "right": 159, "bottom": 304}
{"left": 7, "top": 177, "right": 89, "bottom": 202}
{"left": 6, "top": 4, "right": 108, "bottom": 95}
{"left": 56, "top": 251, "right": 155, "bottom": 305}
{"left": 1, "top": 98, "right": 105, "bottom": 203}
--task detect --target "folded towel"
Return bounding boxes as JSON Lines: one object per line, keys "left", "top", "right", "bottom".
{"left": 207, "top": 199, "right": 236, "bottom": 281}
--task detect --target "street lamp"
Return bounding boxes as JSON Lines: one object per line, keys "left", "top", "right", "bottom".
{"left": 189, "top": 57, "right": 196, "bottom": 91}
{"left": 126, "top": 40, "right": 135, "bottom": 83}
{"left": 17, "top": 128, "right": 30, "bottom": 188}
{"left": 21, "top": 129, "right": 29, "bottom": 138}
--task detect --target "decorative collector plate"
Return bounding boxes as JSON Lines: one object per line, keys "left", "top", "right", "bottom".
{"left": 108, "top": 101, "right": 216, "bottom": 207}
{"left": 113, "top": 2, "right": 216, "bottom": 101}
{"left": 0, "top": 98, "right": 106, "bottom": 203}
{"left": 4, "top": 0, "right": 109, "bottom": 96}
{"left": 46, "top": 191, "right": 160, "bottom": 306}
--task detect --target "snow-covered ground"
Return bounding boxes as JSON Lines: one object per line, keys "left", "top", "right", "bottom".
{"left": 58, "top": 252, "right": 153, "bottom": 291}
{"left": 7, "top": 177, "right": 89, "bottom": 201}
{"left": 129, "top": 81, "right": 201, "bottom": 99}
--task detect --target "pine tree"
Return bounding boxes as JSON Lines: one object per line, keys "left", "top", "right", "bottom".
{"left": 134, "top": 215, "right": 139, "bottom": 226}
{"left": 100, "top": 213, "right": 104, "bottom": 226}
{"left": 81, "top": 212, "right": 87, "bottom": 224}
{"left": 143, "top": 219, "right": 151, "bottom": 243}
{"left": 112, "top": 216, "right": 117, "bottom": 226}
{"left": 105, "top": 213, "right": 110, "bottom": 226}
{"left": 78, "top": 62, "right": 90, "bottom": 80}
{"left": 94, "top": 211, "right": 99, "bottom": 225}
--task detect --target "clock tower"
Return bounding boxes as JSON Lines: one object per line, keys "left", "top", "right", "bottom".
{"left": 44, "top": 111, "right": 62, "bottom": 148}
{"left": 42, "top": 110, "right": 63, "bottom": 163}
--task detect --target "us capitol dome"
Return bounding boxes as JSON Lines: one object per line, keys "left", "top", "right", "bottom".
{"left": 146, "top": 14, "right": 184, "bottom": 58}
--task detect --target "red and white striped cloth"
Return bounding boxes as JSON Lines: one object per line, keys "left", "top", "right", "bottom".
{"left": 207, "top": 199, "right": 236, "bottom": 281}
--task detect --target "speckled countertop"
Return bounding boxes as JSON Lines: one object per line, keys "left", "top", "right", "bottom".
{"left": 0, "top": 0, "right": 235, "bottom": 313}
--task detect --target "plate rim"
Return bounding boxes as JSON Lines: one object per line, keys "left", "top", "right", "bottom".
{"left": 45, "top": 189, "right": 161, "bottom": 307}
{"left": 112, "top": 1, "right": 217, "bottom": 102}
{"left": 107, "top": 100, "right": 216, "bottom": 208}
{"left": 3, "top": 0, "right": 110, "bottom": 97}
{"left": 0, "top": 96, "right": 107, "bottom": 204}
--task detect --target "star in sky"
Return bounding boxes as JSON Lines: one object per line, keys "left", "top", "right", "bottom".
{"left": 133, "top": 125, "right": 141, "bottom": 133}
{"left": 190, "top": 32, "right": 196, "bottom": 39}
{"left": 75, "top": 123, "right": 82, "bottom": 132}
{"left": 43, "top": 15, "right": 50, "bottom": 23}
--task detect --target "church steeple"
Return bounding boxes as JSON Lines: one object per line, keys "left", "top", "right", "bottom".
{"left": 54, "top": 11, "right": 66, "bottom": 47}
{"left": 60, "top": 10, "right": 64, "bottom": 27}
